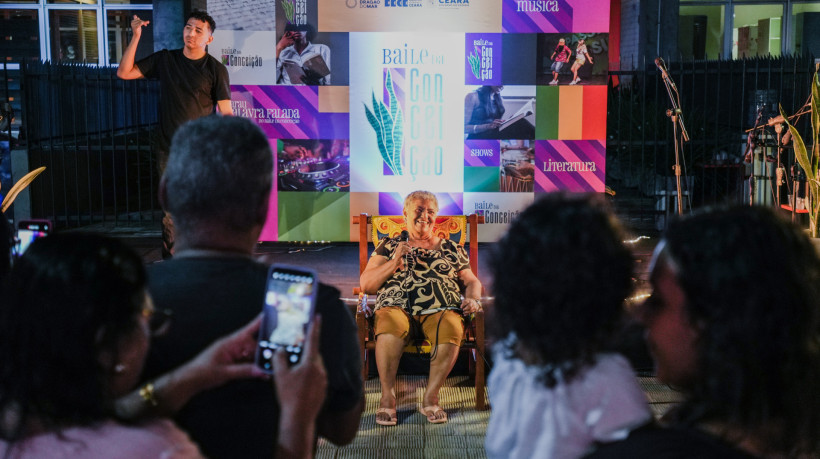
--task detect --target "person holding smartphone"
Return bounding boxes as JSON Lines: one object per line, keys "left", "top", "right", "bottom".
{"left": 0, "top": 233, "right": 328, "bottom": 459}
{"left": 144, "top": 115, "right": 363, "bottom": 458}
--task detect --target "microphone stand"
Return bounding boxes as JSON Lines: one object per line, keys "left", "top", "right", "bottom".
{"left": 655, "top": 58, "right": 689, "bottom": 216}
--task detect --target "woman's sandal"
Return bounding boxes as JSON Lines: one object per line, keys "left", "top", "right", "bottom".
{"left": 375, "top": 407, "right": 398, "bottom": 426}
{"left": 419, "top": 405, "right": 448, "bottom": 424}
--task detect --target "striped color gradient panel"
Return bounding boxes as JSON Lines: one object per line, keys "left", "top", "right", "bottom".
{"left": 231, "top": 85, "right": 350, "bottom": 139}
{"left": 502, "top": 0, "right": 610, "bottom": 33}
{"left": 536, "top": 85, "right": 607, "bottom": 140}
{"left": 534, "top": 140, "right": 605, "bottom": 192}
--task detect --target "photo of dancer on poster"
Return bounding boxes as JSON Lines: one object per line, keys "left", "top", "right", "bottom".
{"left": 277, "top": 139, "right": 350, "bottom": 191}
{"left": 537, "top": 34, "right": 609, "bottom": 86}
{"left": 464, "top": 86, "right": 535, "bottom": 140}
{"left": 276, "top": 23, "right": 331, "bottom": 85}
{"left": 548, "top": 38, "right": 572, "bottom": 85}
{"left": 569, "top": 38, "right": 593, "bottom": 85}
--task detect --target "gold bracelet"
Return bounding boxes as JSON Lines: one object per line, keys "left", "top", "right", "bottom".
{"left": 139, "top": 382, "right": 159, "bottom": 407}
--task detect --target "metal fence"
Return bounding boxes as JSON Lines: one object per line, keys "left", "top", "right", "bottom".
{"left": 2, "top": 56, "right": 817, "bottom": 233}
{"left": 18, "top": 62, "right": 160, "bottom": 229}
{"left": 608, "top": 54, "right": 817, "bottom": 233}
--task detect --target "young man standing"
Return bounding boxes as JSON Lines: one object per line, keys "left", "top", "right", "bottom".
{"left": 117, "top": 11, "right": 233, "bottom": 258}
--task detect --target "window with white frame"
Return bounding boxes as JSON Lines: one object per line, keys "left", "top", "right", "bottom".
{"left": 678, "top": 0, "right": 820, "bottom": 60}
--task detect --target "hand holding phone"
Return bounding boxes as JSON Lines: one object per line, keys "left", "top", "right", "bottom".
{"left": 12, "top": 219, "right": 51, "bottom": 259}
{"left": 256, "top": 265, "right": 318, "bottom": 373}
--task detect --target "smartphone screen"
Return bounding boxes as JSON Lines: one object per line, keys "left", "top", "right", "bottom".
{"left": 256, "top": 265, "right": 317, "bottom": 372}
{"left": 12, "top": 220, "right": 51, "bottom": 259}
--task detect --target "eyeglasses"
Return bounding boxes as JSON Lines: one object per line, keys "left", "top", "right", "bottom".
{"left": 141, "top": 305, "right": 173, "bottom": 337}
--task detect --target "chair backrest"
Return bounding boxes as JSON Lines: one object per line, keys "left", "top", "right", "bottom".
{"left": 352, "top": 213, "right": 483, "bottom": 278}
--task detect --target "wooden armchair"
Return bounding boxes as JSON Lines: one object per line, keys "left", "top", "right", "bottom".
{"left": 352, "top": 213, "right": 487, "bottom": 410}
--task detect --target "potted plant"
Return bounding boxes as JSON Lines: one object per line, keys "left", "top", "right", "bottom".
{"left": 782, "top": 64, "right": 820, "bottom": 237}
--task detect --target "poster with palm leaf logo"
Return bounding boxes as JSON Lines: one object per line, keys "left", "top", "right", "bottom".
{"left": 349, "top": 32, "right": 465, "bottom": 194}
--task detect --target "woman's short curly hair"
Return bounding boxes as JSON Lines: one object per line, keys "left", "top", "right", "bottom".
{"left": 661, "top": 205, "right": 820, "bottom": 454}
{"left": 0, "top": 233, "right": 146, "bottom": 441}
{"left": 489, "top": 193, "right": 633, "bottom": 387}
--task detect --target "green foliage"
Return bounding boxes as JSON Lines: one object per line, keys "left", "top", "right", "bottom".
{"left": 363, "top": 71, "right": 404, "bottom": 175}
{"left": 782, "top": 66, "right": 820, "bottom": 237}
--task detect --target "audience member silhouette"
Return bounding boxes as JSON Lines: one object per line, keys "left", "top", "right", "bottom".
{"left": 0, "top": 233, "right": 327, "bottom": 458}
{"left": 485, "top": 193, "right": 651, "bottom": 458}
{"left": 589, "top": 205, "right": 820, "bottom": 457}
{"left": 144, "top": 114, "right": 363, "bottom": 458}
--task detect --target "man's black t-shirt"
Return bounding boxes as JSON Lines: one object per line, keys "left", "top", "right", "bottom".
{"left": 136, "top": 49, "right": 231, "bottom": 152}
{"left": 144, "top": 256, "right": 363, "bottom": 459}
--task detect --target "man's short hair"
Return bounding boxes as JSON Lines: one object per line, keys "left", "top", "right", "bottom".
{"left": 164, "top": 115, "right": 272, "bottom": 234}
{"left": 187, "top": 10, "right": 216, "bottom": 34}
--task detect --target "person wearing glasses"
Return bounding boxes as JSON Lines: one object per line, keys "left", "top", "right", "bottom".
{"left": 0, "top": 233, "right": 327, "bottom": 458}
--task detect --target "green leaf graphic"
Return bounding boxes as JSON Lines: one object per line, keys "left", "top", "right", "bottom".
{"left": 281, "top": 0, "right": 294, "bottom": 23}
{"left": 363, "top": 70, "right": 405, "bottom": 175}
{"left": 468, "top": 46, "right": 481, "bottom": 79}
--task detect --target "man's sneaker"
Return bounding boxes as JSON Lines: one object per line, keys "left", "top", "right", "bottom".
{"left": 569, "top": 78, "right": 579, "bottom": 85}
{"left": 549, "top": 79, "right": 558, "bottom": 85}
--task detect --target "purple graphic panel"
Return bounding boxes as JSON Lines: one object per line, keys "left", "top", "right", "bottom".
{"left": 534, "top": 140, "right": 605, "bottom": 192}
{"left": 379, "top": 192, "right": 463, "bottom": 216}
{"left": 464, "top": 140, "right": 500, "bottom": 167}
{"left": 465, "top": 34, "right": 502, "bottom": 85}
{"left": 231, "top": 85, "right": 349, "bottom": 139}
{"left": 502, "top": 0, "right": 609, "bottom": 33}
{"left": 382, "top": 68, "right": 406, "bottom": 110}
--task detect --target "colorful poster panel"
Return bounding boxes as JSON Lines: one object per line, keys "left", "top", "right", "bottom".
{"left": 378, "top": 192, "right": 463, "bottom": 216}
{"left": 536, "top": 33, "right": 609, "bottom": 86}
{"left": 534, "top": 139, "right": 605, "bottom": 192}
{"left": 502, "top": 0, "right": 610, "bottom": 33}
{"left": 349, "top": 32, "right": 466, "bottom": 194}
{"left": 502, "top": 34, "right": 537, "bottom": 85}
{"left": 464, "top": 140, "right": 535, "bottom": 192}
{"left": 277, "top": 138, "right": 350, "bottom": 192}
{"left": 464, "top": 139, "right": 501, "bottom": 192}
{"left": 535, "top": 85, "right": 606, "bottom": 140}
{"left": 465, "top": 33, "right": 502, "bottom": 86}
{"left": 260, "top": 139, "right": 280, "bottom": 241}
{"left": 209, "top": 0, "right": 276, "bottom": 31}
{"left": 463, "top": 85, "right": 536, "bottom": 140}
{"left": 274, "top": 28, "right": 350, "bottom": 86}
{"left": 231, "top": 85, "right": 349, "bottom": 139}
{"left": 276, "top": 0, "right": 318, "bottom": 31}
{"left": 277, "top": 192, "right": 351, "bottom": 241}
{"left": 319, "top": 0, "right": 500, "bottom": 33}
{"left": 210, "top": 31, "right": 278, "bottom": 86}
{"left": 464, "top": 192, "right": 534, "bottom": 242}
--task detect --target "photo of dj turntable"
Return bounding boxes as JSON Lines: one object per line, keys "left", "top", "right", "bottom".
{"left": 277, "top": 139, "right": 350, "bottom": 192}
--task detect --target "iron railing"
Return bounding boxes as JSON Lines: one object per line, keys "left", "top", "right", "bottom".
{"left": 19, "top": 62, "right": 160, "bottom": 229}
{"left": 607, "top": 54, "right": 817, "bottom": 233}
{"left": 2, "top": 56, "right": 816, "bottom": 234}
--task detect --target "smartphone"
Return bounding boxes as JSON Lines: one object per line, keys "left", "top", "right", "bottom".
{"left": 256, "top": 265, "right": 318, "bottom": 372}
{"left": 12, "top": 219, "right": 51, "bottom": 259}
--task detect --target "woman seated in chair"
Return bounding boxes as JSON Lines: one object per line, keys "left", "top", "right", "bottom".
{"left": 360, "top": 190, "right": 483, "bottom": 426}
